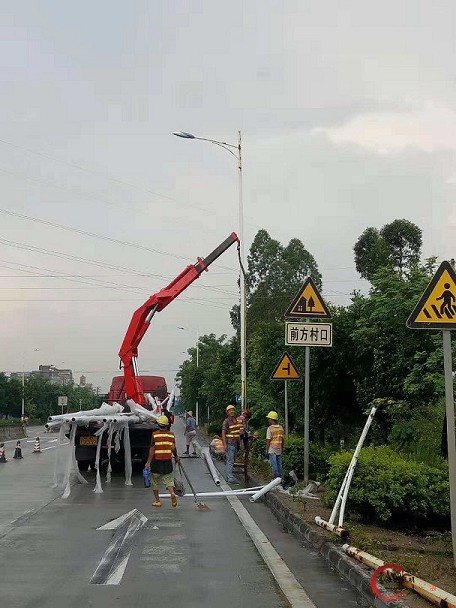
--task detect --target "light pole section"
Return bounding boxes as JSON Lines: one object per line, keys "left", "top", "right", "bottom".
{"left": 237, "top": 131, "right": 247, "bottom": 411}
{"left": 21, "top": 369, "right": 25, "bottom": 419}
{"left": 178, "top": 326, "right": 200, "bottom": 425}
{"left": 173, "top": 130, "right": 247, "bottom": 410}
{"left": 195, "top": 327, "right": 199, "bottom": 426}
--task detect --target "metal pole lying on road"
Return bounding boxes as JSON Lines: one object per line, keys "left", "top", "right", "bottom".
{"left": 201, "top": 447, "right": 221, "bottom": 485}
{"left": 442, "top": 329, "right": 456, "bottom": 567}
{"left": 250, "top": 477, "right": 282, "bottom": 502}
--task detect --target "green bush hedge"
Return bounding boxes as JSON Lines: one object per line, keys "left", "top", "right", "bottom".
{"left": 324, "top": 446, "right": 450, "bottom": 526}
{"left": 251, "top": 434, "right": 335, "bottom": 481}
{"left": 0, "top": 419, "right": 22, "bottom": 427}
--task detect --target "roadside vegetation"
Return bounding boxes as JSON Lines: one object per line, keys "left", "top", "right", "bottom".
{"left": 177, "top": 219, "right": 453, "bottom": 534}
{"left": 0, "top": 374, "right": 102, "bottom": 421}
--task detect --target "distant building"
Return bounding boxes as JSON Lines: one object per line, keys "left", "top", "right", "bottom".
{"left": 11, "top": 365, "right": 74, "bottom": 386}
{"left": 79, "top": 374, "right": 86, "bottom": 386}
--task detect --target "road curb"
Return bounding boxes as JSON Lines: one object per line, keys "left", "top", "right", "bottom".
{"left": 263, "top": 490, "right": 410, "bottom": 608}
{"left": 192, "top": 431, "right": 410, "bottom": 607}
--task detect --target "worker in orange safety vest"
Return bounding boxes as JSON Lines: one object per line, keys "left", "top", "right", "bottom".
{"left": 145, "top": 415, "right": 179, "bottom": 508}
{"left": 222, "top": 405, "right": 243, "bottom": 484}
{"left": 266, "top": 411, "right": 284, "bottom": 479}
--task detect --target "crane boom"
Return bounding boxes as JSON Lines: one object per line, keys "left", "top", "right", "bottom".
{"left": 118, "top": 232, "right": 239, "bottom": 405}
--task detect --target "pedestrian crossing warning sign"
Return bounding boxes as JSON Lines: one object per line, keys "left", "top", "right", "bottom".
{"left": 407, "top": 261, "right": 456, "bottom": 329}
{"left": 271, "top": 352, "right": 301, "bottom": 380}
{"left": 284, "top": 277, "right": 331, "bottom": 319}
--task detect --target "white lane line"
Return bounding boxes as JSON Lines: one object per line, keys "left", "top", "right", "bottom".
{"left": 90, "top": 509, "right": 147, "bottom": 585}
{"left": 41, "top": 446, "right": 57, "bottom": 451}
{"left": 194, "top": 437, "right": 315, "bottom": 608}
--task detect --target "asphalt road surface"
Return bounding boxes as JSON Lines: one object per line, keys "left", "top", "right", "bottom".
{"left": 0, "top": 423, "right": 366, "bottom": 608}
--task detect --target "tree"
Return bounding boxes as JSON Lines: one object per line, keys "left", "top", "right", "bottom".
{"left": 380, "top": 219, "right": 422, "bottom": 276}
{"left": 354, "top": 219, "right": 422, "bottom": 281}
{"left": 354, "top": 227, "right": 389, "bottom": 280}
{"left": 245, "top": 230, "right": 321, "bottom": 328}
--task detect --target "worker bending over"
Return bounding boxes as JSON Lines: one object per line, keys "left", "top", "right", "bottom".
{"left": 145, "top": 415, "right": 180, "bottom": 508}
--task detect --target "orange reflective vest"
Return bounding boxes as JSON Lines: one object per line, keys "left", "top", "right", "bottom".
{"left": 269, "top": 425, "right": 284, "bottom": 450}
{"left": 152, "top": 430, "right": 175, "bottom": 460}
{"left": 224, "top": 418, "right": 243, "bottom": 441}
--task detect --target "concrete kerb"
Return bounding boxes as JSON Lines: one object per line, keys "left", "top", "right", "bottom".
{"left": 263, "top": 482, "right": 411, "bottom": 608}
{"left": 192, "top": 433, "right": 410, "bottom": 608}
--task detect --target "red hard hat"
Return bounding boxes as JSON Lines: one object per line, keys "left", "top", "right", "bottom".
{"left": 242, "top": 409, "right": 251, "bottom": 417}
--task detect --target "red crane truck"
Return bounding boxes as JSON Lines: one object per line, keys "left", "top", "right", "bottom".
{"left": 74, "top": 233, "right": 240, "bottom": 471}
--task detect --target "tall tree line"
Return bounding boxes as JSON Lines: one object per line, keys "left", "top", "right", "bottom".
{"left": 177, "top": 220, "right": 449, "bottom": 462}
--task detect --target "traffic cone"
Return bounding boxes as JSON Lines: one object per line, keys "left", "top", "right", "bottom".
{"left": 0, "top": 443, "right": 7, "bottom": 463}
{"left": 33, "top": 437, "right": 41, "bottom": 453}
{"left": 13, "top": 440, "right": 23, "bottom": 459}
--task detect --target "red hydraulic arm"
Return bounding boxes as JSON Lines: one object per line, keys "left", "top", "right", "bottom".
{"left": 118, "top": 232, "right": 239, "bottom": 406}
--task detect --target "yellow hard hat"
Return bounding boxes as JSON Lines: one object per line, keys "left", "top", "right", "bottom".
{"left": 266, "top": 411, "right": 278, "bottom": 420}
{"left": 157, "top": 415, "right": 169, "bottom": 426}
{"left": 226, "top": 405, "right": 235, "bottom": 412}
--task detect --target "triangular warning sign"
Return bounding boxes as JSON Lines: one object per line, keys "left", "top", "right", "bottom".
{"left": 284, "top": 277, "right": 331, "bottom": 319}
{"left": 271, "top": 352, "right": 301, "bottom": 380}
{"left": 407, "top": 261, "right": 456, "bottom": 329}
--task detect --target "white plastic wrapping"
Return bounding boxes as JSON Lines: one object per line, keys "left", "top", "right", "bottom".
{"left": 123, "top": 421, "right": 133, "bottom": 486}
{"left": 93, "top": 422, "right": 109, "bottom": 493}
{"left": 127, "top": 399, "right": 159, "bottom": 421}
{"left": 62, "top": 423, "right": 78, "bottom": 499}
{"left": 48, "top": 402, "right": 123, "bottom": 422}
{"left": 106, "top": 423, "right": 115, "bottom": 483}
{"left": 53, "top": 423, "right": 69, "bottom": 489}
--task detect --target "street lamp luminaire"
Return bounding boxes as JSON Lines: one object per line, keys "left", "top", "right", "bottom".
{"left": 173, "top": 130, "right": 247, "bottom": 411}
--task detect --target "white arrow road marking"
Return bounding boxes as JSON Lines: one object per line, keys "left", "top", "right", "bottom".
{"left": 90, "top": 509, "right": 148, "bottom": 585}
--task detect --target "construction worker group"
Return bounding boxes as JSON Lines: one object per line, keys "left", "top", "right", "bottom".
{"left": 144, "top": 405, "right": 285, "bottom": 508}
{"left": 222, "top": 405, "right": 284, "bottom": 485}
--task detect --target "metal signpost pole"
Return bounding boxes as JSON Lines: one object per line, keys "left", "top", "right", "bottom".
{"left": 304, "top": 345, "right": 310, "bottom": 485}
{"left": 442, "top": 330, "right": 456, "bottom": 567}
{"left": 406, "top": 260, "right": 456, "bottom": 567}
{"left": 284, "top": 380, "right": 289, "bottom": 438}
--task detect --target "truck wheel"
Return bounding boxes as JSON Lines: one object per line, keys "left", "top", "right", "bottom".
{"left": 78, "top": 461, "right": 90, "bottom": 472}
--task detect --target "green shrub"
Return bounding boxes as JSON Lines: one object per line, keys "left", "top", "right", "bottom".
{"left": 251, "top": 434, "right": 335, "bottom": 481}
{"left": 324, "top": 446, "right": 449, "bottom": 526}
{"left": 0, "top": 419, "right": 21, "bottom": 427}
{"left": 207, "top": 422, "right": 223, "bottom": 436}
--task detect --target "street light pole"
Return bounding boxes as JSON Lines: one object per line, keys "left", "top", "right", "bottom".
{"left": 195, "top": 327, "right": 199, "bottom": 426}
{"left": 178, "top": 326, "right": 200, "bottom": 425}
{"left": 173, "top": 130, "right": 247, "bottom": 410}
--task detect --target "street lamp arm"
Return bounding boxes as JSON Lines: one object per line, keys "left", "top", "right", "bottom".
{"left": 193, "top": 136, "right": 238, "bottom": 150}
{"left": 208, "top": 140, "right": 239, "bottom": 161}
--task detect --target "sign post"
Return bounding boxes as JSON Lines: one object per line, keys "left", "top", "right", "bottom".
{"left": 271, "top": 352, "right": 301, "bottom": 437}
{"left": 285, "top": 277, "right": 332, "bottom": 484}
{"left": 407, "top": 260, "right": 456, "bottom": 566}
{"left": 58, "top": 395, "right": 68, "bottom": 415}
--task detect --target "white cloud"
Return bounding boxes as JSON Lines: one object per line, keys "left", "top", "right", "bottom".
{"left": 314, "top": 105, "right": 456, "bottom": 154}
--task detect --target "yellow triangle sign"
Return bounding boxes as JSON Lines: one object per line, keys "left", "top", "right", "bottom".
{"left": 271, "top": 352, "right": 301, "bottom": 381}
{"left": 407, "top": 261, "right": 456, "bottom": 329}
{"left": 285, "top": 277, "right": 331, "bottom": 319}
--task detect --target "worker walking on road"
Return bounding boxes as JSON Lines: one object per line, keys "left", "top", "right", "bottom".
{"left": 145, "top": 415, "right": 180, "bottom": 508}
{"left": 222, "top": 405, "right": 243, "bottom": 484}
{"left": 266, "top": 411, "right": 284, "bottom": 479}
{"left": 183, "top": 411, "right": 197, "bottom": 455}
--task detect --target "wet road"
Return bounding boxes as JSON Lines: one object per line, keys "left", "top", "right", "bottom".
{"left": 0, "top": 423, "right": 366, "bottom": 608}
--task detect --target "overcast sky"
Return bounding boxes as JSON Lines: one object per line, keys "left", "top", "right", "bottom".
{"left": 1, "top": 1, "right": 455, "bottom": 393}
